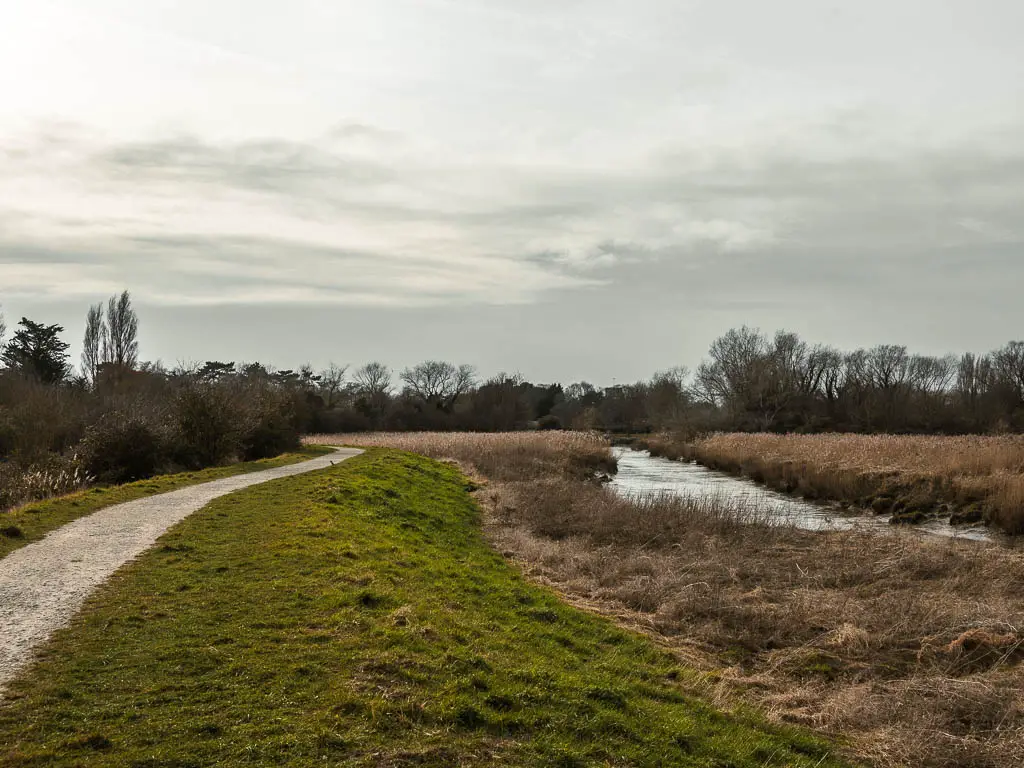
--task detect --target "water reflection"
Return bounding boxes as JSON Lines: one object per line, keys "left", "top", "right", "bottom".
{"left": 609, "top": 447, "right": 999, "bottom": 544}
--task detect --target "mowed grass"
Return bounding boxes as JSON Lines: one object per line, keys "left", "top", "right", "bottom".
{"left": 0, "top": 449, "right": 847, "bottom": 767}
{"left": 0, "top": 446, "right": 333, "bottom": 561}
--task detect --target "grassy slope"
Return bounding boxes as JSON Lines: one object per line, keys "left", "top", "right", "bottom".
{"left": 0, "top": 450, "right": 849, "bottom": 768}
{"left": 0, "top": 446, "right": 333, "bottom": 561}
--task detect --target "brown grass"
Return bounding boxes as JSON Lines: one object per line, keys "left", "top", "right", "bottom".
{"left": 644, "top": 433, "right": 1024, "bottom": 533}
{"left": 305, "top": 431, "right": 1024, "bottom": 767}
{"left": 305, "top": 431, "right": 616, "bottom": 482}
{"left": 492, "top": 483, "right": 1024, "bottom": 768}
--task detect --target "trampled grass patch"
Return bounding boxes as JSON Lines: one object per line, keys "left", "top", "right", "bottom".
{"left": 0, "top": 449, "right": 848, "bottom": 767}
{"left": 0, "top": 446, "right": 333, "bottom": 561}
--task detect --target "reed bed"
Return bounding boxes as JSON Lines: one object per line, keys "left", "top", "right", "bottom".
{"left": 0, "top": 456, "right": 93, "bottom": 512}
{"left": 307, "top": 431, "right": 1024, "bottom": 767}
{"left": 692, "top": 433, "right": 1024, "bottom": 477}
{"left": 645, "top": 433, "right": 1024, "bottom": 533}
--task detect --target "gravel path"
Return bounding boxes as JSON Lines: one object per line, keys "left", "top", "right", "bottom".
{"left": 0, "top": 447, "right": 361, "bottom": 695}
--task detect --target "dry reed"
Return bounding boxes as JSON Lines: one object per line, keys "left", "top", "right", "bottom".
{"left": 647, "top": 433, "right": 1024, "bottom": 533}
{"left": 0, "top": 455, "right": 93, "bottom": 512}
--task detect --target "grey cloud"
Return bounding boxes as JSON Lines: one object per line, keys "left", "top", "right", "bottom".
{"left": 0, "top": 228, "right": 601, "bottom": 306}
{"left": 19, "top": 124, "right": 1024, "bottom": 256}
{"left": 323, "top": 123, "right": 405, "bottom": 143}
{"left": 5, "top": 119, "right": 1024, "bottom": 316}
{"left": 96, "top": 135, "right": 395, "bottom": 191}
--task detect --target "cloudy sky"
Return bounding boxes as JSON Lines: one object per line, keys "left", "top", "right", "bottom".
{"left": 1, "top": 0, "right": 1022, "bottom": 383}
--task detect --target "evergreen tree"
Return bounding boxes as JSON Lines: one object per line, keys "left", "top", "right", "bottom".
{"left": 0, "top": 318, "right": 71, "bottom": 384}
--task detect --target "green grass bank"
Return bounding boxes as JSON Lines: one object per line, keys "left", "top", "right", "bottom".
{"left": 0, "top": 449, "right": 849, "bottom": 767}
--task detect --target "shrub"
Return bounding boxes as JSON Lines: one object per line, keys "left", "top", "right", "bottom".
{"left": 0, "top": 374, "right": 88, "bottom": 463}
{"left": 238, "top": 390, "right": 300, "bottom": 460}
{"left": 80, "top": 413, "right": 166, "bottom": 483}
{"left": 169, "top": 384, "right": 241, "bottom": 468}
{"left": 240, "top": 419, "right": 299, "bottom": 460}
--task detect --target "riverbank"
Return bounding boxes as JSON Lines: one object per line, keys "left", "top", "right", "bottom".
{"left": 0, "top": 449, "right": 843, "bottom": 767}
{"left": 310, "top": 432, "right": 1024, "bottom": 767}
{"left": 637, "top": 433, "right": 1024, "bottom": 534}
{"left": 488, "top": 478, "right": 1024, "bottom": 768}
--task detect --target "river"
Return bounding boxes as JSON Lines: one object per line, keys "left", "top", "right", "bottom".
{"left": 609, "top": 447, "right": 1002, "bottom": 544}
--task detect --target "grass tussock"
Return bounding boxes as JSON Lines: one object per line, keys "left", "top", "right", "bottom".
{"left": 644, "top": 432, "right": 1024, "bottom": 533}
{"left": 0, "top": 450, "right": 842, "bottom": 768}
{"left": 326, "top": 432, "right": 1024, "bottom": 768}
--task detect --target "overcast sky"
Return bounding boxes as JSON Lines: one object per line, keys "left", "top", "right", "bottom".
{"left": 1, "top": 0, "right": 1022, "bottom": 383}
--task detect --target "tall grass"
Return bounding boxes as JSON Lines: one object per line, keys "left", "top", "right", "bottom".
{"left": 690, "top": 433, "right": 1024, "bottom": 476}
{"left": 308, "top": 431, "right": 1024, "bottom": 768}
{"left": 0, "top": 456, "right": 93, "bottom": 512}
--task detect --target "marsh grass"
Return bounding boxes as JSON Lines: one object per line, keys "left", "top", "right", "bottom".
{"left": 644, "top": 433, "right": 1024, "bottom": 532}
{"left": 314, "top": 432, "right": 1024, "bottom": 767}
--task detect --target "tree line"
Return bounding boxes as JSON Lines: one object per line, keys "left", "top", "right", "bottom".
{"left": 2, "top": 294, "right": 1023, "bottom": 509}
{"left": 688, "top": 327, "right": 1024, "bottom": 434}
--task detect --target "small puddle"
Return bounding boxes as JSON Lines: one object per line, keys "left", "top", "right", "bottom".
{"left": 609, "top": 447, "right": 1003, "bottom": 544}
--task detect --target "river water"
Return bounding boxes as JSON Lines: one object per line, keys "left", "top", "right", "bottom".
{"left": 609, "top": 447, "right": 1000, "bottom": 544}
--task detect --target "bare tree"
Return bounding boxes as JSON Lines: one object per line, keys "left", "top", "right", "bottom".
{"left": 318, "top": 363, "right": 348, "bottom": 408}
{"left": 694, "top": 326, "right": 767, "bottom": 409}
{"left": 993, "top": 341, "right": 1024, "bottom": 404}
{"left": 400, "top": 360, "right": 476, "bottom": 412}
{"left": 352, "top": 362, "right": 393, "bottom": 425}
{"left": 470, "top": 373, "right": 530, "bottom": 431}
{"left": 102, "top": 290, "right": 139, "bottom": 371}
{"left": 82, "top": 302, "right": 104, "bottom": 385}
{"left": 353, "top": 362, "right": 392, "bottom": 397}
{"left": 695, "top": 327, "right": 804, "bottom": 429}
{"left": 809, "top": 345, "right": 844, "bottom": 401}
{"left": 646, "top": 367, "right": 691, "bottom": 430}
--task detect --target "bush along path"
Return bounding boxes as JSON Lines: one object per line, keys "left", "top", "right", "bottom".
{"left": 0, "top": 449, "right": 851, "bottom": 767}
{"left": 0, "top": 448, "right": 362, "bottom": 694}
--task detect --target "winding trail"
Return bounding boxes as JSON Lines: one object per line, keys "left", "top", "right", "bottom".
{"left": 0, "top": 447, "right": 361, "bottom": 694}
